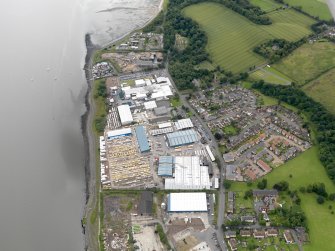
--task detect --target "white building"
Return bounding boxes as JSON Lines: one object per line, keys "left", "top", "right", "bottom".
{"left": 156, "top": 76, "right": 172, "bottom": 86}
{"left": 117, "top": 105, "right": 133, "bottom": 125}
{"left": 135, "top": 79, "right": 146, "bottom": 87}
{"left": 205, "top": 145, "right": 215, "bottom": 162}
{"left": 144, "top": 100, "right": 157, "bottom": 110}
{"left": 106, "top": 128, "right": 132, "bottom": 140}
{"left": 164, "top": 156, "right": 211, "bottom": 190}
{"left": 168, "top": 193, "right": 207, "bottom": 212}
{"left": 122, "top": 81, "right": 173, "bottom": 101}
{"left": 175, "top": 118, "right": 194, "bottom": 130}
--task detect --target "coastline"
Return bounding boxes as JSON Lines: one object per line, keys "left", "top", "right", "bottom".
{"left": 81, "top": 1, "right": 164, "bottom": 250}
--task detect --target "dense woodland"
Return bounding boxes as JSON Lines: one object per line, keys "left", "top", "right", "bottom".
{"left": 253, "top": 81, "right": 335, "bottom": 184}
{"left": 253, "top": 38, "right": 306, "bottom": 63}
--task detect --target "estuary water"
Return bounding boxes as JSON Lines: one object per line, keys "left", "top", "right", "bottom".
{"left": 0, "top": 0, "right": 160, "bottom": 250}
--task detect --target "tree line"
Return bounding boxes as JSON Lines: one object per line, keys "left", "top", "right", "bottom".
{"left": 253, "top": 81, "right": 335, "bottom": 184}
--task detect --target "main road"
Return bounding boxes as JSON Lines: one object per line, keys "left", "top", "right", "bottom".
{"left": 165, "top": 70, "right": 228, "bottom": 251}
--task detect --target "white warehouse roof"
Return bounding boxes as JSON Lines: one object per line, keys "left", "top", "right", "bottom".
{"left": 156, "top": 77, "right": 172, "bottom": 86}
{"left": 168, "top": 193, "right": 207, "bottom": 212}
{"left": 144, "top": 100, "right": 157, "bottom": 110}
{"left": 107, "top": 128, "right": 132, "bottom": 140}
{"left": 175, "top": 118, "right": 194, "bottom": 130}
{"left": 117, "top": 105, "right": 133, "bottom": 125}
{"left": 158, "top": 122, "right": 172, "bottom": 129}
{"left": 164, "top": 156, "right": 211, "bottom": 190}
{"left": 135, "top": 79, "right": 146, "bottom": 87}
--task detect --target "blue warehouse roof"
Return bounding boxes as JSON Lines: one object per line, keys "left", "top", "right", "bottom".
{"left": 166, "top": 129, "right": 198, "bottom": 147}
{"left": 158, "top": 156, "right": 174, "bottom": 176}
{"left": 135, "top": 126, "right": 150, "bottom": 152}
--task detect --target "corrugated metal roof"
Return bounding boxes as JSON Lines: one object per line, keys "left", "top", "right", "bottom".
{"left": 159, "top": 156, "right": 174, "bottom": 164}
{"left": 175, "top": 118, "right": 194, "bottom": 130}
{"left": 166, "top": 129, "right": 198, "bottom": 147}
{"left": 158, "top": 156, "right": 174, "bottom": 176}
{"left": 135, "top": 126, "right": 150, "bottom": 152}
{"left": 164, "top": 156, "right": 211, "bottom": 190}
{"left": 107, "top": 128, "right": 132, "bottom": 140}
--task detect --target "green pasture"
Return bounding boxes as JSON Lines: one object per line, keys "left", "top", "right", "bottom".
{"left": 273, "top": 41, "right": 335, "bottom": 85}
{"left": 284, "top": 0, "right": 332, "bottom": 21}
{"left": 250, "top": 0, "right": 282, "bottom": 12}
{"left": 183, "top": 3, "right": 315, "bottom": 73}
{"left": 303, "top": 67, "right": 335, "bottom": 115}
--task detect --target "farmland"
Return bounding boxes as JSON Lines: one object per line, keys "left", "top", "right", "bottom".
{"left": 250, "top": 66, "right": 292, "bottom": 85}
{"left": 183, "top": 3, "right": 315, "bottom": 73}
{"left": 272, "top": 41, "right": 335, "bottom": 85}
{"left": 303, "top": 68, "right": 335, "bottom": 115}
{"left": 231, "top": 147, "right": 335, "bottom": 251}
{"left": 284, "top": 0, "right": 332, "bottom": 21}
{"left": 250, "top": 0, "right": 282, "bottom": 12}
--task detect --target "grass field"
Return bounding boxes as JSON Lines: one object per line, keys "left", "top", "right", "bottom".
{"left": 284, "top": 0, "right": 332, "bottom": 21}
{"left": 183, "top": 3, "right": 315, "bottom": 73}
{"left": 250, "top": 66, "right": 292, "bottom": 85}
{"left": 273, "top": 41, "right": 335, "bottom": 85}
{"left": 250, "top": 0, "right": 282, "bottom": 12}
{"left": 231, "top": 147, "right": 335, "bottom": 251}
{"left": 303, "top": 68, "right": 335, "bottom": 115}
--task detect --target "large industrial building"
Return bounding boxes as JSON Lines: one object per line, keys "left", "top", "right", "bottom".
{"left": 135, "top": 126, "right": 150, "bottom": 153}
{"left": 164, "top": 156, "right": 211, "bottom": 190}
{"left": 106, "top": 128, "right": 132, "bottom": 140}
{"left": 174, "top": 118, "right": 194, "bottom": 130}
{"left": 167, "top": 193, "right": 208, "bottom": 212}
{"left": 122, "top": 81, "right": 173, "bottom": 101}
{"left": 117, "top": 104, "right": 133, "bottom": 125}
{"left": 166, "top": 129, "right": 198, "bottom": 147}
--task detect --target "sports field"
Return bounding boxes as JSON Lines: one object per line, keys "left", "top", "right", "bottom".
{"left": 231, "top": 147, "right": 335, "bottom": 251}
{"left": 183, "top": 3, "right": 315, "bottom": 73}
{"left": 284, "top": 0, "right": 332, "bottom": 21}
{"left": 303, "top": 68, "right": 335, "bottom": 115}
{"left": 250, "top": 0, "right": 282, "bottom": 12}
{"left": 273, "top": 41, "right": 335, "bottom": 85}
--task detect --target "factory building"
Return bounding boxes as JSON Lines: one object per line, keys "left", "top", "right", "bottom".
{"left": 164, "top": 156, "right": 211, "bottom": 190}
{"left": 168, "top": 193, "right": 208, "bottom": 212}
{"left": 158, "top": 156, "right": 174, "bottom": 177}
{"left": 117, "top": 104, "right": 133, "bottom": 125}
{"left": 166, "top": 129, "right": 198, "bottom": 147}
{"left": 174, "top": 118, "right": 194, "bottom": 130}
{"left": 122, "top": 82, "right": 173, "bottom": 101}
{"left": 135, "top": 126, "right": 150, "bottom": 153}
{"left": 107, "top": 128, "right": 132, "bottom": 140}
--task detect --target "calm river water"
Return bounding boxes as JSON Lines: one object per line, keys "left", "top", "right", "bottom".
{"left": 0, "top": 0, "right": 160, "bottom": 250}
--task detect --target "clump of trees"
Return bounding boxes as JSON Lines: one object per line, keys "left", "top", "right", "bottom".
{"left": 270, "top": 207, "right": 307, "bottom": 228}
{"left": 257, "top": 178, "right": 267, "bottom": 189}
{"left": 253, "top": 81, "right": 335, "bottom": 185}
{"left": 273, "top": 181, "right": 289, "bottom": 191}
{"left": 254, "top": 38, "right": 306, "bottom": 63}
